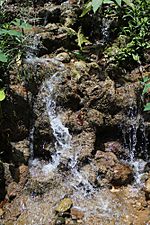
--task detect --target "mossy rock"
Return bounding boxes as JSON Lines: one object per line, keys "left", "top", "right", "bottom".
{"left": 55, "top": 198, "right": 73, "bottom": 213}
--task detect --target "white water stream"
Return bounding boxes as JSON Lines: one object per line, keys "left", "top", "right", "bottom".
{"left": 26, "top": 55, "right": 149, "bottom": 225}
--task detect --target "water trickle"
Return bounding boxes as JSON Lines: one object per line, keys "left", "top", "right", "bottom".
{"left": 122, "top": 105, "right": 149, "bottom": 186}
{"left": 41, "top": 73, "right": 72, "bottom": 173}
{"left": 101, "top": 17, "right": 111, "bottom": 45}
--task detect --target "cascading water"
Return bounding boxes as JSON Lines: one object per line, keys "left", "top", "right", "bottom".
{"left": 41, "top": 73, "right": 72, "bottom": 173}
{"left": 122, "top": 105, "right": 148, "bottom": 186}
{"left": 24, "top": 51, "right": 150, "bottom": 224}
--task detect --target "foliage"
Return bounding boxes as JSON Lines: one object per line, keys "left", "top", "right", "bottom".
{"left": 81, "top": 0, "right": 134, "bottom": 16}
{"left": 65, "top": 27, "right": 90, "bottom": 50}
{"left": 0, "top": 89, "right": 5, "bottom": 101}
{"left": 142, "top": 76, "right": 150, "bottom": 111}
{"left": 114, "top": 0, "right": 150, "bottom": 65}
{"left": 0, "top": 18, "right": 32, "bottom": 65}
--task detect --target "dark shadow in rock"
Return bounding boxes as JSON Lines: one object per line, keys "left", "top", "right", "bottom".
{"left": 93, "top": 125, "right": 122, "bottom": 154}
{"left": 2, "top": 90, "right": 31, "bottom": 142}
{"left": 0, "top": 162, "right": 6, "bottom": 201}
{"left": 9, "top": 165, "right": 20, "bottom": 183}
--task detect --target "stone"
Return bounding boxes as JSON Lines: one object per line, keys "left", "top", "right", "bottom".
{"left": 7, "top": 182, "right": 18, "bottom": 199}
{"left": 55, "top": 217, "right": 65, "bottom": 225}
{"left": 55, "top": 198, "right": 73, "bottom": 213}
{"left": 104, "top": 141, "right": 124, "bottom": 157}
{"left": 80, "top": 164, "right": 97, "bottom": 185}
{"left": 71, "top": 207, "right": 84, "bottom": 219}
{"left": 55, "top": 52, "right": 70, "bottom": 63}
{"left": 111, "top": 163, "right": 133, "bottom": 186}
{"left": 145, "top": 178, "right": 150, "bottom": 200}
{"left": 0, "top": 208, "right": 4, "bottom": 217}
{"left": 11, "top": 140, "right": 30, "bottom": 165}
{"left": 0, "top": 162, "right": 6, "bottom": 201}
{"left": 19, "top": 164, "right": 28, "bottom": 186}
{"left": 87, "top": 109, "right": 104, "bottom": 127}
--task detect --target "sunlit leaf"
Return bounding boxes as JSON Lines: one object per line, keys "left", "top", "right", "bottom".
{"left": 92, "top": 0, "right": 103, "bottom": 13}
{"left": 142, "top": 83, "right": 150, "bottom": 95}
{"left": 144, "top": 102, "right": 150, "bottom": 111}
{"left": 77, "top": 28, "right": 91, "bottom": 50}
{"left": 0, "top": 52, "right": 7, "bottom": 62}
{"left": 20, "top": 22, "right": 32, "bottom": 30}
{"left": 0, "top": 89, "right": 5, "bottom": 101}
{"left": 123, "top": 0, "right": 134, "bottom": 9}
{"left": 7, "top": 30, "right": 22, "bottom": 37}
{"left": 0, "top": 28, "right": 22, "bottom": 37}
{"left": 143, "top": 76, "right": 150, "bottom": 83}
{"left": 16, "top": 53, "right": 22, "bottom": 67}
{"left": 114, "top": 0, "right": 122, "bottom": 6}
{"left": 0, "top": 29, "right": 9, "bottom": 35}
{"left": 132, "top": 53, "right": 140, "bottom": 62}
{"left": 11, "top": 18, "right": 32, "bottom": 30}
{"left": 80, "top": 1, "right": 92, "bottom": 17}
{"left": 103, "top": 0, "right": 113, "bottom": 3}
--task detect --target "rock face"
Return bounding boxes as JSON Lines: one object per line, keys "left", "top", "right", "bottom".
{"left": 145, "top": 177, "right": 150, "bottom": 200}
{"left": 0, "top": 162, "right": 6, "bottom": 201}
{"left": 1, "top": 0, "right": 150, "bottom": 224}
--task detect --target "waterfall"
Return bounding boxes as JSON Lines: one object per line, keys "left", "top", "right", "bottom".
{"left": 41, "top": 73, "right": 72, "bottom": 174}
{"left": 122, "top": 105, "right": 148, "bottom": 186}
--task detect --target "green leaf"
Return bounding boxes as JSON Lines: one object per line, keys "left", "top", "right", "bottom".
{"left": 132, "top": 53, "right": 140, "bottom": 62}
{"left": 0, "top": 0, "right": 6, "bottom": 6}
{"left": 92, "top": 0, "right": 103, "bottom": 13}
{"left": 123, "top": 0, "right": 134, "bottom": 8}
{"left": 142, "top": 83, "right": 150, "bottom": 95}
{"left": 80, "top": 1, "right": 92, "bottom": 17}
{"left": 0, "top": 28, "right": 22, "bottom": 37}
{"left": 144, "top": 102, "right": 150, "bottom": 111}
{"left": 114, "top": 0, "right": 122, "bottom": 6}
{"left": 65, "top": 27, "right": 77, "bottom": 36}
{"left": 7, "top": 30, "right": 22, "bottom": 37}
{"left": 11, "top": 18, "right": 22, "bottom": 27}
{"left": 19, "top": 22, "right": 32, "bottom": 30}
{"left": 77, "top": 28, "right": 91, "bottom": 50}
{"left": 11, "top": 19, "right": 32, "bottom": 30}
{"left": 0, "top": 29, "right": 9, "bottom": 35}
{"left": 103, "top": 0, "right": 113, "bottom": 3}
{"left": 0, "top": 52, "right": 7, "bottom": 62}
{"left": 0, "top": 89, "right": 5, "bottom": 101}
{"left": 143, "top": 76, "right": 150, "bottom": 83}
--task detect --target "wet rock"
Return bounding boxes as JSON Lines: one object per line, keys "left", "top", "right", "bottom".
{"left": 0, "top": 162, "right": 6, "bottom": 201}
{"left": 115, "top": 83, "right": 138, "bottom": 109}
{"left": 71, "top": 207, "right": 84, "bottom": 219}
{"left": 18, "top": 164, "right": 28, "bottom": 186}
{"left": 55, "top": 52, "right": 70, "bottom": 63}
{"left": 38, "top": 6, "right": 61, "bottom": 25}
{"left": 72, "top": 131, "right": 95, "bottom": 161}
{"left": 145, "top": 177, "right": 150, "bottom": 200}
{"left": 95, "top": 151, "right": 118, "bottom": 186}
{"left": 7, "top": 182, "right": 18, "bottom": 200}
{"left": 55, "top": 216, "right": 65, "bottom": 225}
{"left": 39, "top": 27, "right": 70, "bottom": 53}
{"left": 80, "top": 164, "right": 97, "bottom": 185}
{"left": 144, "top": 162, "right": 150, "bottom": 173}
{"left": 55, "top": 198, "right": 73, "bottom": 213}
{"left": 3, "top": 163, "right": 14, "bottom": 186}
{"left": 111, "top": 163, "right": 133, "bottom": 186}
{"left": 11, "top": 140, "right": 30, "bottom": 165}
{"left": 104, "top": 141, "right": 125, "bottom": 158}
{"left": 84, "top": 77, "right": 117, "bottom": 114}
{"left": 0, "top": 208, "right": 4, "bottom": 217}
{"left": 33, "top": 89, "right": 55, "bottom": 159}
{"left": 87, "top": 109, "right": 104, "bottom": 127}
